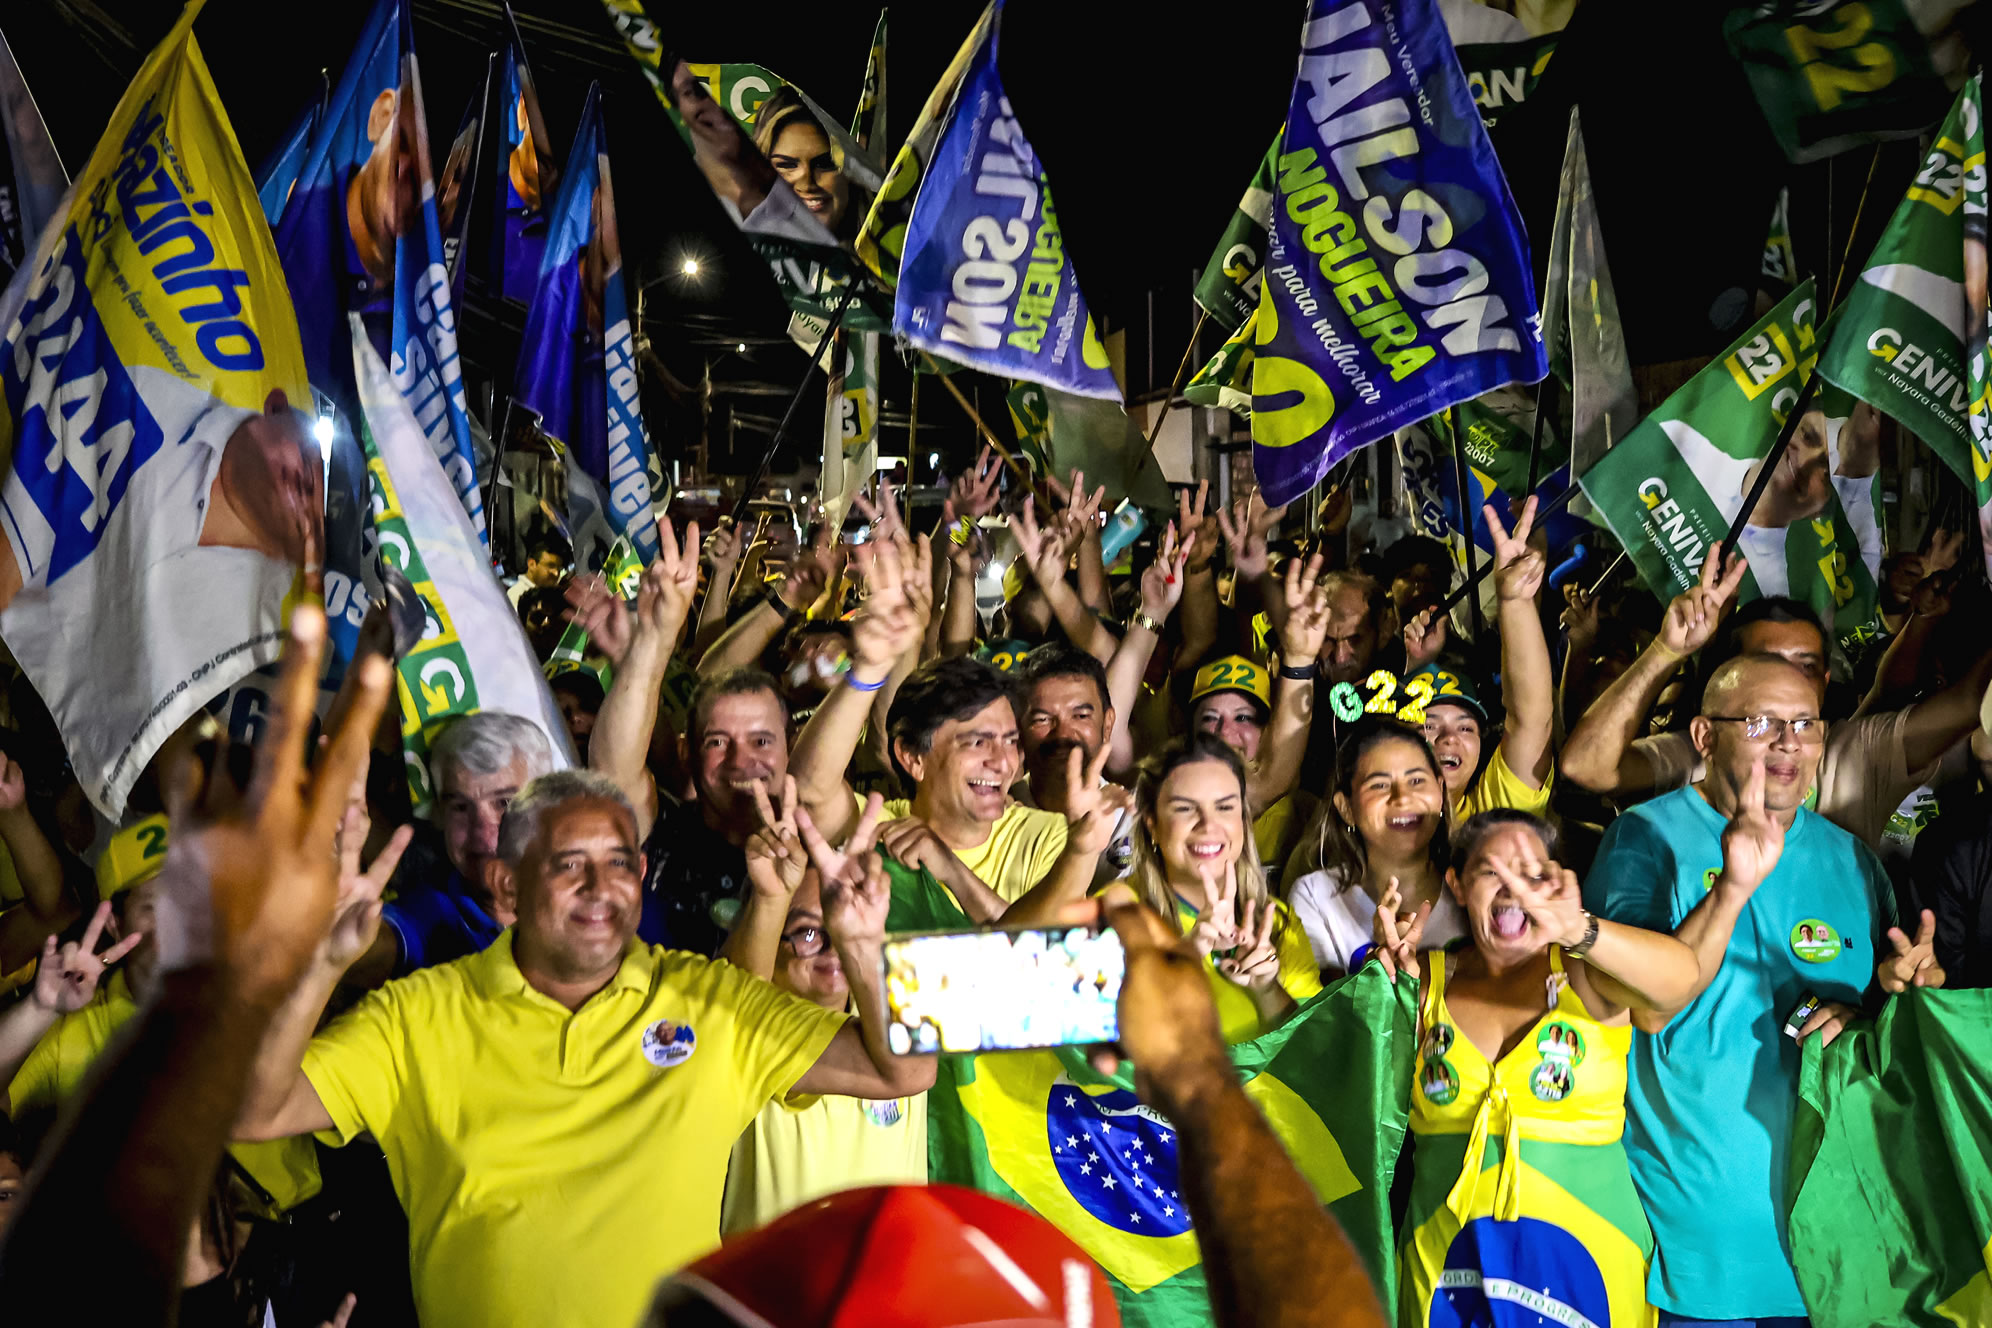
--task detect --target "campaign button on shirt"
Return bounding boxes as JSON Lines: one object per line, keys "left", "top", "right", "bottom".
{"left": 1791, "top": 919, "right": 1842, "bottom": 963}
{"left": 640, "top": 1019, "right": 697, "bottom": 1069}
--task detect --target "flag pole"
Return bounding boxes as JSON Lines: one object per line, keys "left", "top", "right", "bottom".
{"left": 1447, "top": 409, "right": 1484, "bottom": 638}
{"left": 1132, "top": 307, "right": 1213, "bottom": 476}
{"left": 1721, "top": 367, "right": 1821, "bottom": 557}
{"left": 1524, "top": 377, "right": 1550, "bottom": 494}
{"left": 919, "top": 354, "right": 1048, "bottom": 502}
{"left": 730, "top": 283, "right": 861, "bottom": 525}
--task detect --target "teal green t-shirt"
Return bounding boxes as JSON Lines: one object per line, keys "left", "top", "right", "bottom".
{"left": 1582, "top": 785, "right": 1894, "bottom": 1320}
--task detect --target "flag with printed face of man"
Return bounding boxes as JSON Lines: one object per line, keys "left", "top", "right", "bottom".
{"left": 0, "top": 1, "right": 318, "bottom": 815}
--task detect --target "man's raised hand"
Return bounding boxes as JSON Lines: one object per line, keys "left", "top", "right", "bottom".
{"left": 1658, "top": 539, "right": 1747, "bottom": 658}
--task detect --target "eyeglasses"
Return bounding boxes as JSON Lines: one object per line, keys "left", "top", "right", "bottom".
{"left": 1705, "top": 715, "right": 1826, "bottom": 743}
{"left": 781, "top": 925, "right": 827, "bottom": 957}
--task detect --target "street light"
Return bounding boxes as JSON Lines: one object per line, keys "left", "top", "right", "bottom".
{"left": 681, "top": 257, "right": 700, "bottom": 276}
{"left": 736, "top": 342, "right": 747, "bottom": 352}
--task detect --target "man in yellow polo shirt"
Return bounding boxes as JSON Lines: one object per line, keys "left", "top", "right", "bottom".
{"left": 234, "top": 769, "right": 933, "bottom": 1328}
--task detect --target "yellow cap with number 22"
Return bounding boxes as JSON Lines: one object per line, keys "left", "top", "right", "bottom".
{"left": 95, "top": 814, "right": 169, "bottom": 902}
{"left": 1190, "top": 655, "right": 1272, "bottom": 709}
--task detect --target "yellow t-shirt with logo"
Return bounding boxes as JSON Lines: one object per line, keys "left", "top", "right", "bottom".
{"left": 300, "top": 932, "right": 849, "bottom": 1328}
{"left": 721, "top": 1088, "right": 928, "bottom": 1235}
{"left": 7, "top": 971, "right": 320, "bottom": 1212}
{"left": 1453, "top": 743, "right": 1555, "bottom": 821}
{"left": 876, "top": 797, "right": 1068, "bottom": 908}
{"left": 1171, "top": 896, "right": 1324, "bottom": 1044}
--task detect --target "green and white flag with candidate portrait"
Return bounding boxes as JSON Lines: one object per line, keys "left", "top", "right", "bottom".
{"left": 1580, "top": 282, "right": 1882, "bottom": 643}
{"left": 1816, "top": 77, "right": 1992, "bottom": 576}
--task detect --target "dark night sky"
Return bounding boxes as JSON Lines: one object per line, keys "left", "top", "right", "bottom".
{"left": 0, "top": 0, "right": 1951, "bottom": 478}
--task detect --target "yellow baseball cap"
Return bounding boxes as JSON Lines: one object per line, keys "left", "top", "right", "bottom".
{"left": 1190, "top": 655, "right": 1272, "bottom": 710}
{"left": 96, "top": 814, "right": 169, "bottom": 901}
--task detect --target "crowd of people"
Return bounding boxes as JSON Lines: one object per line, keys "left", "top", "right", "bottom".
{"left": 0, "top": 442, "right": 1979, "bottom": 1328}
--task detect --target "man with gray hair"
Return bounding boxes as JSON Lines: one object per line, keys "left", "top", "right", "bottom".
{"left": 345, "top": 711, "right": 556, "bottom": 986}
{"left": 236, "top": 766, "right": 933, "bottom": 1328}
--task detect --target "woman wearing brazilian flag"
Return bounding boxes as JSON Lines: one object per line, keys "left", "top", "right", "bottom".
{"left": 1373, "top": 808, "right": 1700, "bottom": 1328}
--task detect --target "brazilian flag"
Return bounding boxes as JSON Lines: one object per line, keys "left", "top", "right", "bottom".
{"left": 926, "top": 964, "right": 1416, "bottom": 1327}
{"left": 1789, "top": 990, "right": 1992, "bottom": 1326}
{"left": 1183, "top": 309, "right": 1257, "bottom": 419}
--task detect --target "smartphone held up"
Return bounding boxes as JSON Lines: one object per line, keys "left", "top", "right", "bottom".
{"left": 882, "top": 923, "right": 1125, "bottom": 1055}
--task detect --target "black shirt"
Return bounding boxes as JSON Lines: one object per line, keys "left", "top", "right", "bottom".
{"left": 1907, "top": 789, "right": 1992, "bottom": 989}
{"left": 638, "top": 798, "right": 747, "bottom": 956}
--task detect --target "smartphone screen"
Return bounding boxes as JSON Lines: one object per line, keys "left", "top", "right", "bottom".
{"left": 882, "top": 924, "right": 1124, "bottom": 1055}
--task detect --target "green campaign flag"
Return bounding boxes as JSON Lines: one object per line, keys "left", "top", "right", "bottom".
{"left": 1193, "top": 135, "right": 1277, "bottom": 334}
{"left": 1579, "top": 281, "right": 1882, "bottom": 643}
{"left": 926, "top": 965, "right": 1415, "bottom": 1328}
{"left": 1815, "top": 78, "right": 1991, "bottom": 577}
{"left": 850, "top": 8, "right": 887, "bottom": 151}
{"left": 1456, "top": 32, "right": 1558, "bottom": 138}
{"left": 1725, "top": 0, "right": 1961, "bottom": 164}
{"left": 1184, "top": 308, "right": 1257, "bottom": 416}
{"left": 1763, "top": 186, "right": 1799, "bottom": 296}
{"left": 1788, "top": 991, "right": 1992, "bottom": 1326}
{"left": 1000, "top": 383, "right": 1175, "bottom": 513}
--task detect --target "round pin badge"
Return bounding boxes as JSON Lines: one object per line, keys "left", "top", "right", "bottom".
{"left": 1702, "top": 868, "right": 1720, "bottom": 893}
{"left": 865, "top": 1099, "right": 905, "bottom": 1128}
{"left": 640, "top": 1018, "right": 698, "bottom": 1069}
{"left": 1790, "top": 919, "right": 1843, "bottom": 964}
{"left": 1535, "top": 1021, "right": 1586, "bottom": 1066}
{"left": 1420, "top": 1059, "right": 1460, "bottom": 1107}
{"left": 1530, "top": 1059, "right": 1574, "bottom": 1103}
{"left": 1423, "top": 1023, "right": 1455, "bottom": 1062}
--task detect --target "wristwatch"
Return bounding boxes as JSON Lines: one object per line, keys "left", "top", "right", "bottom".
{"left": 1565, "top": 911, "right": 1600, "bottom": 959}
{"left": 1130, "top": 609, "right": 1163, "bottom": 635}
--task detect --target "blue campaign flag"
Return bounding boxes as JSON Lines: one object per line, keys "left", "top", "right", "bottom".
{"left": 439, "top": 54, "right": 493, "bottom": 314}
{"left": 271, "top": 0, "right": 481, "bottom": 535}
{"left": 492, "top": 35, "right": 555, "bottom": 302}
{"left": 515, "top": 85, "right": 659, "bottom": 563}
{"left": 892, "top": 1, "right": 1119, "bottom": 401}
{"left": 254, "top": 86, "right": 320, "bottom": 224}
{"left": 1250, "top": 0, "right": 1546, "bottom": 508}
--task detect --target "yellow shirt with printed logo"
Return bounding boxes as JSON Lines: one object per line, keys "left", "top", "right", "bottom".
{"left": 300, "top": 931, "right": 848, "bottom": 1328}
{"left": 874, "top": 796, "right": 1068, "bottom": 908}
{"left": 7, "top": 971, "right": 320, "bottom": 1212}
{"left": 721, "top": 1088, "right": 928, "bottom": 1235}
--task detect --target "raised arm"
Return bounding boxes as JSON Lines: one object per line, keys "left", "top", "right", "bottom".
{"left": 1249, "top": 553, "right": 1330, "bottom": 815}
{"left": 1563, "top": 543, "right": 1746, "bottom": 796}
{"left": 696, "top": 543, "right": 832, "bottom": 679}
{"left": 589, "top": 519, "right": 699, "bottom": 840}
{"left": 791, "top": 807, "right": 937, "bottom": 1100}
{"left": 0, "top": 606, "right": 391, "bottom": 1317}
{"left": 689, "top": 518, "right": 744, "bottom": 658}
{"left": 0, "top": 756, "right": 82, "bottom": 974}
{"left": 789, "top": 535, "right": 928, "bottom": 845}
{"left": 1065, "top": 471, "right": 1112, "bottom": 617}
{"left": 0, "top": 903, "right": 141, "bottom": 1110}
{"left": 1485, "top": 498, "right": 1554, "bottom": 788}
{"left": 1106, "top": 523, "right": 1193, "bottom": 776}
{"left": 1490, "top": 858, "right": 1697, "bottom": 1016}
{"left": 1217, "top": 492, "right": 1288, "bottom": 649}
{"left": 716, "top": 778, "right": 814, "bottom": 979}
{"left": 938, "top": 451, "right": 1002, "bottom": 659}
{"left": 1016, "top": 496, "right": 1118, "bottom": 663}
{"left": 1174, "top": 482, "right": 1220, "bottom": 675}
{"left": 1000, "top": 745, "right": 1131, "bottom": 927}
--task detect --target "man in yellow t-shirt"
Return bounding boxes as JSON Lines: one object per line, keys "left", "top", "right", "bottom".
{"left": 233, "top": 770, "right": 935, "bottom": 1328}
{"left": 721, "top": 873, "right": 925, "bottom": 1234}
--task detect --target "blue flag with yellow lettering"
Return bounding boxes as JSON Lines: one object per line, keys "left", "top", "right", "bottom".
{"left": 892, "top": 0, "right": 1119, "bottom": 400}
{"left": 514, "top": 85, "right": 659, "bottom": 564}
{"left": 0, "top": 1, "right": 316, "bottom": 815}
{"left": 926, "top": 957, "right": 1415, "bottom": 1327}
{"left": 1251, "top": 0, "right": 1545, "bottom": 508}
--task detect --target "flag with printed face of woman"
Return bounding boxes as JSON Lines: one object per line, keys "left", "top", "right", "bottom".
{"left": 514, "top": 85, "right": 658, "bottom": 564}
{"left": 1250, "top": 0, "right": 1547, "bottom": 509}
{"left": 0, "top": 1, "right": 318, "bottom": 815}
{"left": 1579, "top": 282, "right": 1883, "bottom": 642}
{"left": 892, "top": 0, "right": 1119, "bottom": 399}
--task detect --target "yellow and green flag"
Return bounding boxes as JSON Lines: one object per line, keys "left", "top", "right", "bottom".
{"left": 926, "top": 964, "right": 1415, "bottom": 1327}
{"left": 1789, "top": 990, "right": 1992, "bottom": 1326}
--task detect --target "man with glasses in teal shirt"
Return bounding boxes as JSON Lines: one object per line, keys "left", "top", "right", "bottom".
{"left": 1584, "top": 654, "right": 1897, "bottom": 1327}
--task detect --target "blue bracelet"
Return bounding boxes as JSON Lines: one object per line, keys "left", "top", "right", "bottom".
{"left": 847, "top": 672, "right": 889, "bottom": 693}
